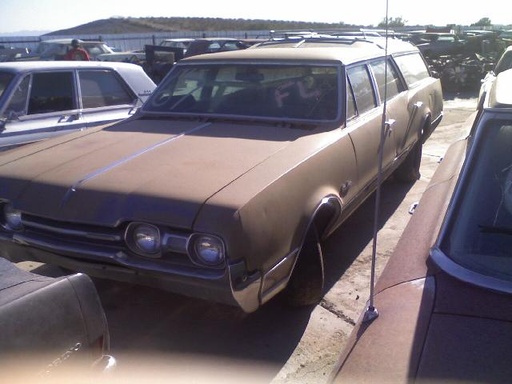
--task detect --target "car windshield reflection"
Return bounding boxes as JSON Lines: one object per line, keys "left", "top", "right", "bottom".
{"left": 143, "top": 64, "right": 340, "bottom": 122}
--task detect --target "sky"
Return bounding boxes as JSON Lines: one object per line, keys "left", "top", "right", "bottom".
{"left": 0, "top": 0, "right": 509, "bottom": 35}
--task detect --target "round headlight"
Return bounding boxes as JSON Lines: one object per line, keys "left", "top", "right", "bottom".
{"left": 133, "top": 224, "right": 161, "bottom": 256}
{"left": 3, "top": 204, "right": 23, "bottom": 231}
{"left": 192, "top": 235, "right": 225, "bottom": 266}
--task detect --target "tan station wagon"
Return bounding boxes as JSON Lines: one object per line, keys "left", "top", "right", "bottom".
{"left": 0, "top": 36, "right": 443, "bottom": 312}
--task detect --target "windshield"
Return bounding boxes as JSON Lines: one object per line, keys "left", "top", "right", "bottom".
{"left": 439, "top": 118, "right": 512, "bottom": 281}
{"left": 143, "top": 63, "right": 340, "bottom": 121}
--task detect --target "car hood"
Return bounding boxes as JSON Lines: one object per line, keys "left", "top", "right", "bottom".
{"left": 0, "top": 118, "right": 306, "bottom": 228}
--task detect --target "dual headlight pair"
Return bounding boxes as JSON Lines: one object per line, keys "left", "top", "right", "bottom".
{"left": 126, "top": 222, "right": 225, "bottom": 268}
{"left": 1, "top": 203, "right": 225, "bottom": 268}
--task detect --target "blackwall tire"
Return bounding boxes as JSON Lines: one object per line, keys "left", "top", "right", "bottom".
{"left": 282, "top": 227, "right": 325, "bottom": 307}
{"left": 394, "top": 139, "right": 422, "bottom": 182}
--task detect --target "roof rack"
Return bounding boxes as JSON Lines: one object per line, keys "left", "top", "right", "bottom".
{"left": 268, "top": 28, "right": 396, "bottom": 41}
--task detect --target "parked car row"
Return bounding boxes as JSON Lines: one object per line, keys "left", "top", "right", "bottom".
{"left": 5, "top": 29, "right": 511, "bottom": 382}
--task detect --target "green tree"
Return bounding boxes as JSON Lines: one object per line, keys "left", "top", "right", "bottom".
{"left": 378, "top": 16, "right": 406, "bottom": 28}
{"left": 471, "top": 17, "right": 492, "bottom": 27}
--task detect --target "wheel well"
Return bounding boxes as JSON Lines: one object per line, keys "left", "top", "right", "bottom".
{"left": 421, "top": 113, "right": 432, "bottom": 144}
{"left": 309, "top": 195, "right": 343, "bottom": 241}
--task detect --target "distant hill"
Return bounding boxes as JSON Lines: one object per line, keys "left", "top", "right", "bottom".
{"left": 45, "top": 16, "right": 362, "bottom": 35}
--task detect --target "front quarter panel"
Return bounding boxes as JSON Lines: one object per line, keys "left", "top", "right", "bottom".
{"left": 194, "top": 127, "right": 358, "bottom": 273}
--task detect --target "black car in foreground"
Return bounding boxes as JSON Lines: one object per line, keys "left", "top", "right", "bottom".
{"left": 330, "top": 68, "right": 512, "bottom": 383}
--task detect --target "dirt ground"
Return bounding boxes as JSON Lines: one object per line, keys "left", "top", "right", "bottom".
{"left": 271, "top": 92, "right": 479, "bottom": 384}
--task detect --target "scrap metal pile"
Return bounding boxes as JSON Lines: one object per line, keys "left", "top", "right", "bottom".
{"left": 429, "top": 52, "right": 495, "bottom": 92}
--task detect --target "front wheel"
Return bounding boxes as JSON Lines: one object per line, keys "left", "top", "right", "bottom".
{"left": 281, "top": 227, "right": 325, "bottom": 307}
{"left": 394, "top": 139, "right": 422, "bottom": 182}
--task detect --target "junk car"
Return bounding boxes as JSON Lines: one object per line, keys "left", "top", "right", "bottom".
{"left": 0, "top": 36, "right": 442, "bottom": 312}
{"left": 331, "top": 68, "right": 512, "bottom": 383}
{"left": 0, "top": 61, "right": 156, "bottom": 151}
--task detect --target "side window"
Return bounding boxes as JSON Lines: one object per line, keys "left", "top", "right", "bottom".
{"left": 393, "top": 53, "right": 430, "bottom": 87}
{"left": 3, "top": 75, "right": 29, "bottom": 118}
{"left": 78, "top": 70, "right": 134, "bottom": 109}
{"left": 345, "top": 79, "right": 356, "bottom": 121}
{"left": 347, "top": 65, "right": 376, "bottom": 115}
{"left": 28, "top": 72, "right": 75, "bottom": 115}
{"left": 369, "top": 59, "right": 403, "bottom": 102}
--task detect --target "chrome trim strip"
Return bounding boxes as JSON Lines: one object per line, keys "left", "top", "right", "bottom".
{"left": 61, "top": 121, "right": 212, "bottom": 206}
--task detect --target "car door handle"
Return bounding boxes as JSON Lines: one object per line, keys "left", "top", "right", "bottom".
{"left": 384, "top": 119, "right": 396, "bottom": 136}
{"left": 58, "top": 114, "right": 81, "bottom": 123}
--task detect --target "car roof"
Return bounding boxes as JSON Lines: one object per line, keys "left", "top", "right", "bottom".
{"left": 181, "top": 38, "right": 418, "bottom": 66}
{"left": 0, "top": 60, "right": 145, "bottom": 75}
{"left": 0, "top": 60, "right": 150, "bottom": 80}
{"left": 39, "top": 38, "right": 105, "bottom": 44}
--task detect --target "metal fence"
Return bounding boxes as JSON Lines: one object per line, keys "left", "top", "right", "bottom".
{"left": 0, "top": 30, "right": 272, "bottom": 52}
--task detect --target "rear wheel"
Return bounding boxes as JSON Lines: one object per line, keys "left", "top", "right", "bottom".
{"left": 282, "top": 227, "right": 325, "bottom": 307}
{"left": 394, "top": 139, "right": 422, "bottom": 182}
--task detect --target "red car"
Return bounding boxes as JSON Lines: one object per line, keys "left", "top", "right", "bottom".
{"left": 331, "top": 69, "right": 512, "bottom": 383}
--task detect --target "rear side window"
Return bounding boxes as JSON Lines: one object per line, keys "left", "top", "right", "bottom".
{"left": 78, "top": 70, "right": 134, "bottom": 109}
{"left": 369, "top": 59, "right": 404, "bottom": 102}
{"left": 393, "top": 53, "right": 430, "bottom": 87}
{"left": 347, "top": 65, "right": 376, "bottom": 115}
{"left": 28, "top": 72, "right": 75, "bottom": 114}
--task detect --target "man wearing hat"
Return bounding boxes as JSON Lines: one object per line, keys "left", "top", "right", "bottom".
{"left": 64, "top": 39, "right": 91, "bottom": 61}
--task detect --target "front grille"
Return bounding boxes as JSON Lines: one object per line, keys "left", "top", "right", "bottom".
{"left": 21, "top": 213, "right": 124, "bottom": 247}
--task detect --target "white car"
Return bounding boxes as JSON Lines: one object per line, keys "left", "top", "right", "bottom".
{"left": 0, "top": 61, "right": 156, "bottom": 151}
{"left": 478, "top": 45, "right": 512, "bottom": 109}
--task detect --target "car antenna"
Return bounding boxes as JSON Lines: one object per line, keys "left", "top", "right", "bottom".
{"left": 363, "top": 0, "right": 391, "bottom": 324}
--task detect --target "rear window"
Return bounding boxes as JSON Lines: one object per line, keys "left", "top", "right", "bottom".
{"left": 78, "top": 70, "right": 134, "bottom": 108}
{"left": 144, "top": 63, "right": 340, "bottom": 121}
{"left": 393, "top": 52, "right": 430, "bottom": 87}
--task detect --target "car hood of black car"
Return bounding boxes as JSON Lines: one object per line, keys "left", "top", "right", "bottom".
{"left": 0, "top": 118, "right": 308, "bottom": 229}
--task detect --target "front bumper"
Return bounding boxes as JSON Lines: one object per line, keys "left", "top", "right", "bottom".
{"left": 0, "top": 234, "right": 263, "bottom": 313}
